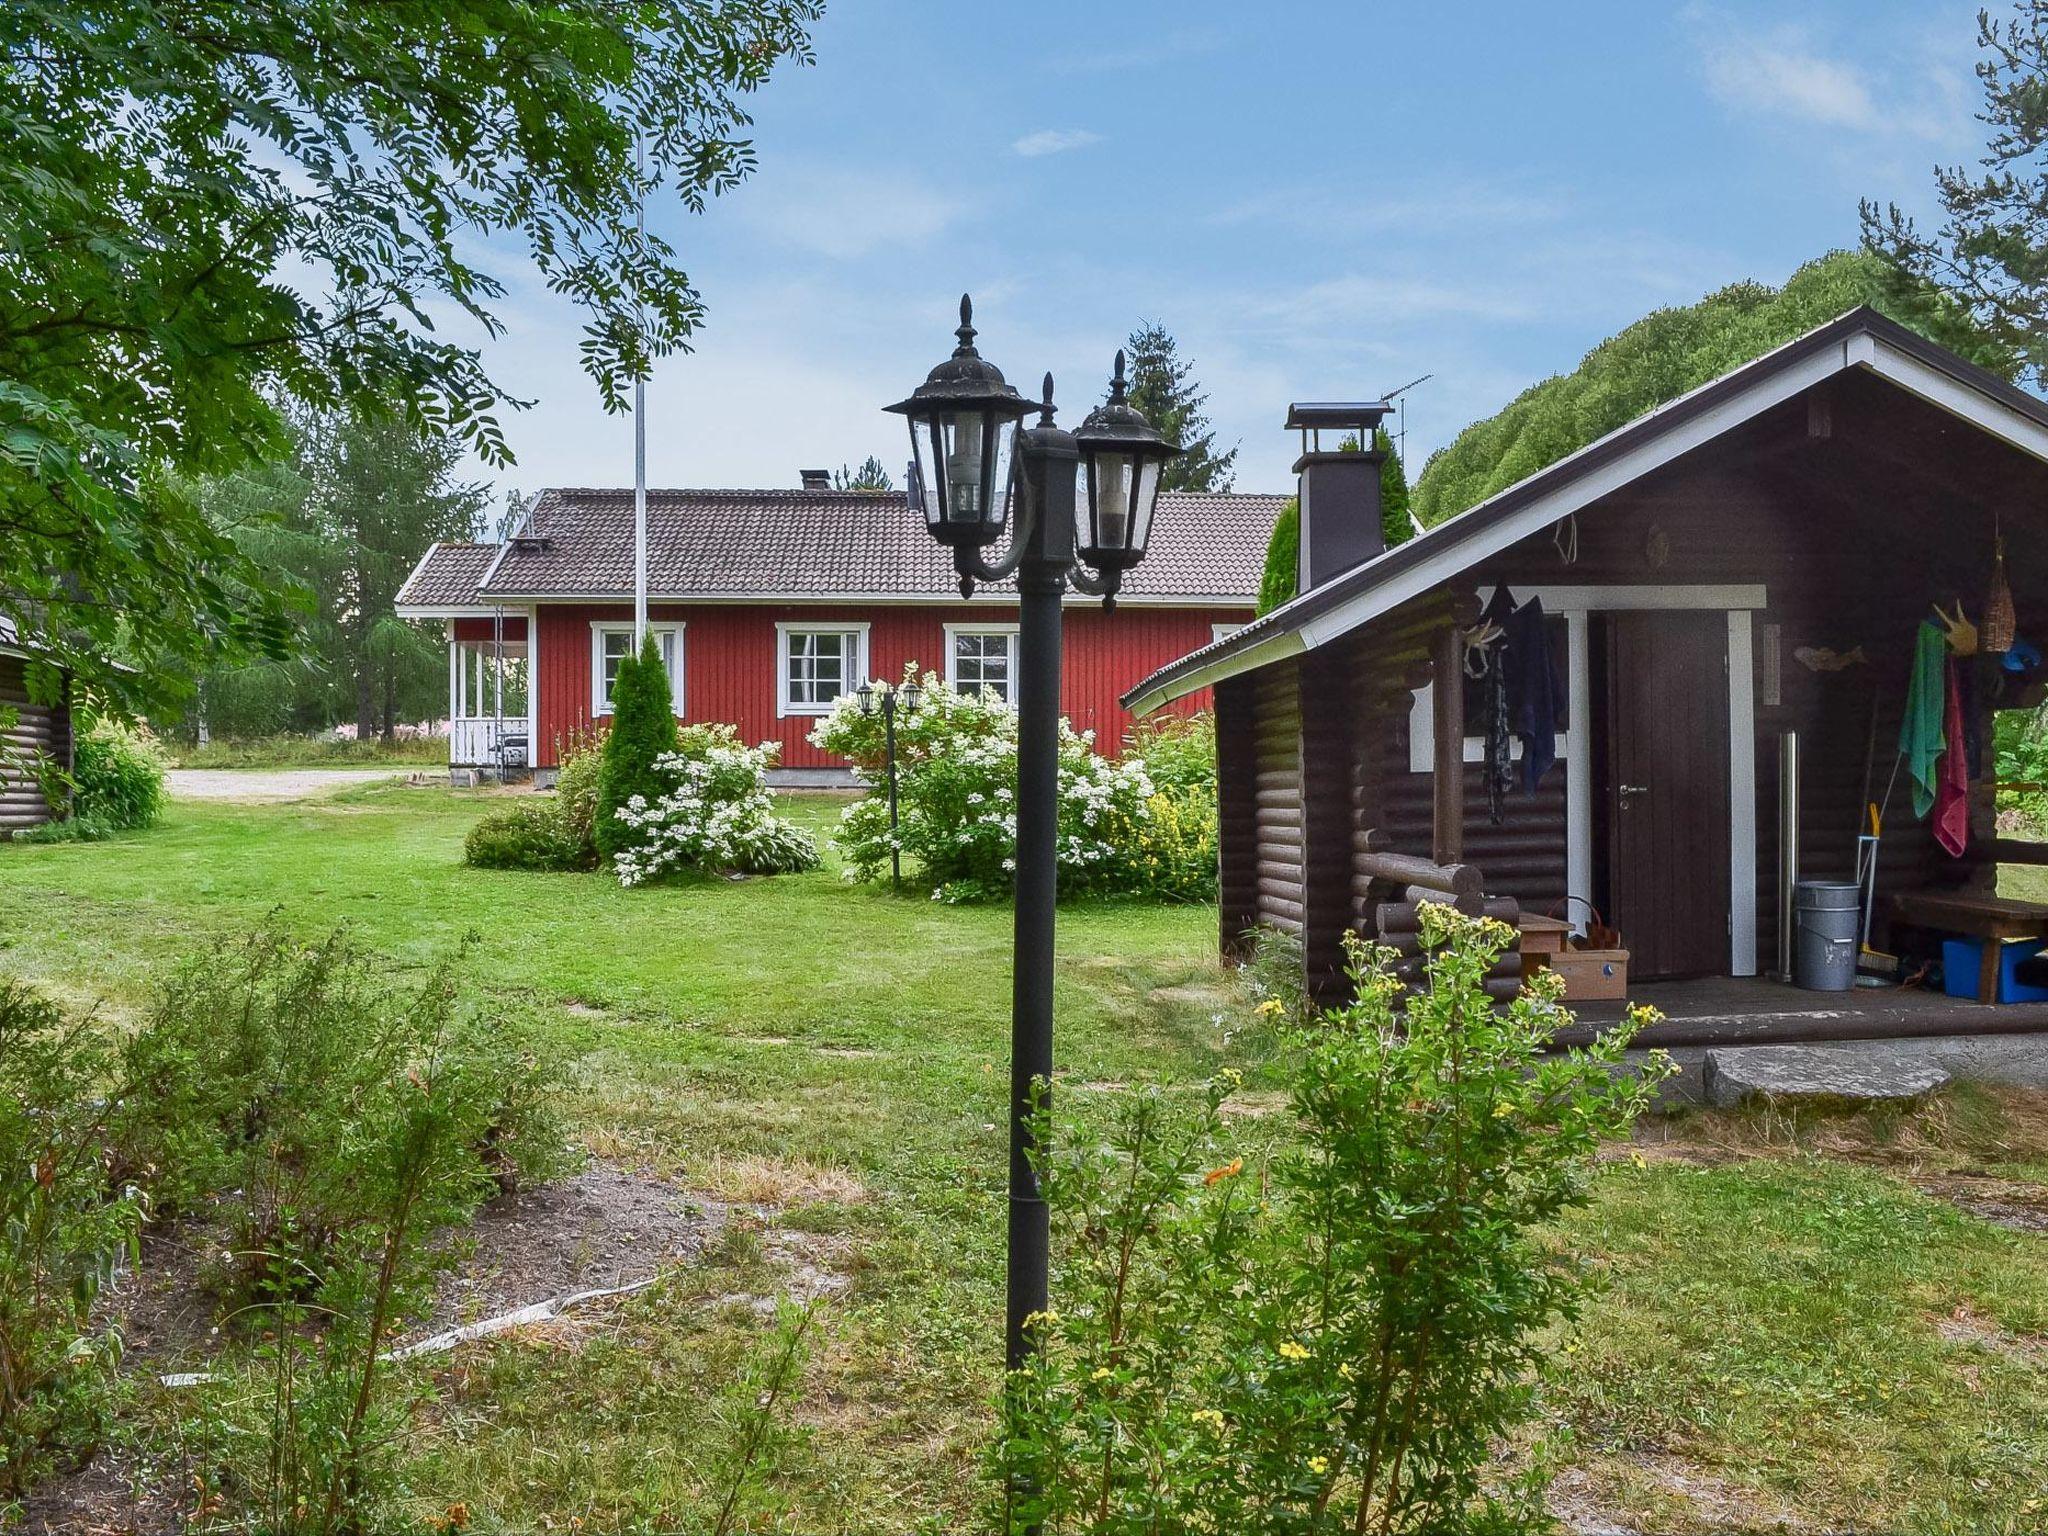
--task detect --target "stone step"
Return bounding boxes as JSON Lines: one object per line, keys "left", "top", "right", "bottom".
{"left": 1702, "top": 1043, "right": 1952, "bottom": 1108}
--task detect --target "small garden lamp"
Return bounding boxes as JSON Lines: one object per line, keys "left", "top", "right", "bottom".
{"left": 857, "top": 679, "right": 911, "bottom": 889}
{"left": 1071, "top": 350, "right": 1178, "bottom": 607}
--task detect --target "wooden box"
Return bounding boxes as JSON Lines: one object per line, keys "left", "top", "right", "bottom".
{"left": 1545, "top": 948, "right": 1630, "bottom": 1001}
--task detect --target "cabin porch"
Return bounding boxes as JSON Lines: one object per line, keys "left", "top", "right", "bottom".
{"left": 1557, "top": 972, "right": 2048, "bottom": 1048}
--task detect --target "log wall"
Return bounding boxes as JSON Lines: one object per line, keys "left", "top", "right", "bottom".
{"left": 0, "top": 654, "right": 70, "bottom": 834}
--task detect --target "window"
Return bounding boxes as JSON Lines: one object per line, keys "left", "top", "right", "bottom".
{"left": 945, "top": 624, "right": 1019, "bottom": 703}
{"left": 1211, "top": 622, "right": 1244, "bottom": 646}
{"left": 590, "top": 624, "right": 683, "bottom": 716}
{"left": 777, "top": 624, "right": 868, "bottom": 716}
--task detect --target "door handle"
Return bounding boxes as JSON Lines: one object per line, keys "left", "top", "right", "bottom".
{"left": 1619, "top": 783, "right": 1650, "bottom": 801}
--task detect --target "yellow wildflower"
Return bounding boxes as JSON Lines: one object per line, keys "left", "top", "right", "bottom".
{"left": 1254, "top": 999, "right": 1285, "bottom": 1018}
{"left": 1307, "top": 1455, "right": 1329, "bottom": 1475}
{"left": 1191, "top": 1408, "right": 1226, "bottom": 1431}
{"left": 1337, "top": 1361, "right": 1356, "bottom": 1381}
{"left": 1218, "top": 1067, "right": 1245, "bottom": 1088}
{"left": 1092, "top": 1366, "right": 1112, "bottom": 1381}
{"left": 1278, "top": 1340, "right": 1311, "bottom": 1362}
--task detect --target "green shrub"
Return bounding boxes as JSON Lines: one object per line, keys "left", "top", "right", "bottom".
{"left": 116, "top": 927, "right": 568, "bottom": 1532}
{"left": 0, "top": 982, "right": 141, "bottom": 1501}
{"left": 67, "top": 716, "right": 168, "bottom": 829}
{"left": 1123, "top": 712, "right": 1215, "bottom": 794}
{"left": 997, "top": 906, "right": 1671, "bottom": 1533}
{"left": 463, "top": 798, "right": 596, "bottom": 871}
{"left": 594, "top": 634, "right": 680, "bottom": 864}
{"left": 553, "top": 728, "right": 605, "bottom": 850}
{"left": 611, "top": 724, "right": 820, "bottom": 884}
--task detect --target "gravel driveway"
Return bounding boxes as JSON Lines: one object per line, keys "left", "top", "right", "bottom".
{"left": 166, "top": 768, "right": 415, "bottom": 802}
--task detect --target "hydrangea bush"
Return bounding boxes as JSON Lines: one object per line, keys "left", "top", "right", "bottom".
{"left": 810, "top": 670, "right": 1213, "bottom": 903}
{"left": 611, "top": 724, "right": 820, "bottom": 886}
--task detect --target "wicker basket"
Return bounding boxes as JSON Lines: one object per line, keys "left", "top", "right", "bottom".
{"left": 1985, "top": 533, "right": 2017, "bottom": 655}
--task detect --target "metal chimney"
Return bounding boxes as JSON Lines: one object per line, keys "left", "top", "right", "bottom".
{"left": 1286, "top": 401, "right": 1394, "bottom": 591}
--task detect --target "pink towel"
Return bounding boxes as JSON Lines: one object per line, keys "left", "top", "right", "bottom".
{"left": 1934, "top": 658, "right": 1970, "bottom": 858}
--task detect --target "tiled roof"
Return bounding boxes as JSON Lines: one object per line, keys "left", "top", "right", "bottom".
{"left": 396, "top": 543, "right": 501, "bottom": 609}
{"left": 397, "top": 488, "right": 1282, "bottom": 610}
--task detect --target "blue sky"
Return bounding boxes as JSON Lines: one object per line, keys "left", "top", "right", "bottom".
{"left": 463, "top": 0, "right": 1988, "bottom": 507}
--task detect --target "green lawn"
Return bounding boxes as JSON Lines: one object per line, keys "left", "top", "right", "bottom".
{"left": 6, "top": 778, "right": 2048, "bottom": 1534}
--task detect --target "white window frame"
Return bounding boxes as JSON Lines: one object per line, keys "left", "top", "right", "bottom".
{"left": 944, "top": 622, "right": 1021, "bottom": 703}
{"left": 776, "top": 622, "right": 870, "bottom": 717}
{"left": 589, "top": 622, "right": 685, "bottom": 717}
{"left": 1211, "top": 622, "right": 1244, "bottom": 646}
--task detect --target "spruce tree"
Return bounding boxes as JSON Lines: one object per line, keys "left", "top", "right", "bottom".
{"left": 1123, "top": 321, "right": 1238, "bottom": 492}
{"left": 594, "top": 633, "right": 680, "bottom": 863}
{"left": 834, "top": 456, "right": 893, "bottom": 491}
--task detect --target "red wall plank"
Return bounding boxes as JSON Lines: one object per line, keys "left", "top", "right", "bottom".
{"left": 529, "top": 602, "right": 1242, "bottom": 768}
{"left": 450, "top": 616, "right": 528, "bottom": 642}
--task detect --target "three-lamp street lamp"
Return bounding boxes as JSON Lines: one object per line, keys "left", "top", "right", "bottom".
{"left": 886, "top": 295, "right": 1179, "bottom": 1378}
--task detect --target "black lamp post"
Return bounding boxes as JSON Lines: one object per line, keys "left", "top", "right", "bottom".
{"left": 887, "top": 296, "right": 1179, "bottom": 1383}
{"left": 856, "top": 678, "right": 921, "bottom": 889}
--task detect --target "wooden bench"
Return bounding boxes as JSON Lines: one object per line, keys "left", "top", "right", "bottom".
{"left": 1887, "top": 891, "right": 2048, "bottom": 1003}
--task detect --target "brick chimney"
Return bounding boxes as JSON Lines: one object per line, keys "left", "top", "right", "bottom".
{"left": 1286, "top": 402, "right": 1393, "bottom": 591}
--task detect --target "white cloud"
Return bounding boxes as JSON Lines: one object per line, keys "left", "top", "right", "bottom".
{"left": 732, "top": 166, "right": 965, "bottom": 260}
{"left": 1012, "top": 128, "right": 1103, "bottom": 159}
{"left": 1687, "top": 9, "right": 1979, "bottom": 144}
{"left": 1698, "top": 25, "right": 1880, "bottom": 130}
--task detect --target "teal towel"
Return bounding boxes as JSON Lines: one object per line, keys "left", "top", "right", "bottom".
{"left": 1900, "top": 620, "right": 1948, "bottom": 818}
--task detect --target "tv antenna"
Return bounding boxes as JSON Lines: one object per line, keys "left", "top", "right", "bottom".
{"left": 1378, "top": 373, "right": 1433, "bottom": 464}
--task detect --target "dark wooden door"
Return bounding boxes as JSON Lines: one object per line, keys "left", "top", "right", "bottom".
{"left": 1606, "top": 611, "right": 1730, "bottom": 979}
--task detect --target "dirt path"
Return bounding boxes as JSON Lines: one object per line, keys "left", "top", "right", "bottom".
{"left": 166, "top": 768, "right": 417, "bottom": 802}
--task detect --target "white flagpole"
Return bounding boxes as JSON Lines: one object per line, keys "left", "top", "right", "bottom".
{"left": 633, "top": 127, "right": 649, "bottom": 646}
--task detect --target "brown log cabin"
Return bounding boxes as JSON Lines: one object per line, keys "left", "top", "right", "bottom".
{"left": 1124, "top": 308, "right": 2048, "bottom": 1045}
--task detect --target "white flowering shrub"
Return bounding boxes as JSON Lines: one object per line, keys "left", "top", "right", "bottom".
{"left": 610, "top": 724, "right": 820, "bottom": 886}
{"left": 810, "top": 669, "right": 1209, "bottom": 902}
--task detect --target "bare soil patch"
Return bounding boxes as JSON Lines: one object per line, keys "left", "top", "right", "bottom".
{"left": 409, "top": 1163, "right": 718, "bottom": 1338}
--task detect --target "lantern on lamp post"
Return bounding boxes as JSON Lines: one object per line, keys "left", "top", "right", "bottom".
{"left": 887, "top": 298, "right": 1179, "bottom": 1398}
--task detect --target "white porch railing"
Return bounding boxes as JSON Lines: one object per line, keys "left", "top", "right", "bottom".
{"left": 450, "top": 717, "right": 529, "bottom": 768}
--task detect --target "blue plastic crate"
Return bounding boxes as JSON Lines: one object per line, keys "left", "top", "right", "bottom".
{"left": 1941, "top": 938, "right": 2048, "bottom": 1003}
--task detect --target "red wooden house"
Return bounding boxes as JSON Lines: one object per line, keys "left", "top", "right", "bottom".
{"left": 396, "top": 478, "right": 1282, "bottom": 783}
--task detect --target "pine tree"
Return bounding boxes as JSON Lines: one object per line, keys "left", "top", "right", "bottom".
{"left": 594, "top": 633, "right": 680, "bottom": 864}
{"left": 1123, "top": 322, "right": 1237, "bottom": 492}
{"left": 1862, "top": 2, "right": 2048, "bottom": 388}
{"left": 834, "top": 456, "right": 893, "bottom": 492}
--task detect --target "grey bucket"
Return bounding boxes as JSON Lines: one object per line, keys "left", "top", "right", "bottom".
{"left": 1792, "top": 880, "right": 1861, "bottom": 991}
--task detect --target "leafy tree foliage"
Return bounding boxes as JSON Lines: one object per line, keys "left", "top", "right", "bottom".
{"left": 1124, "top": 322, "right": 1238, "bottom": 492}
{"left": 1411, "top": 251, "right": 2008, "bottom": 528}
{"left": 1864, "top": 2, "right": 2048, "bottom": 389}
{"left": 1, "top": 0, "right": 821, "bottom": 720}
{"left": 193, "top": 409, "right": 489, "bottom": 740}
{"left": 594, "top": 634, "right": 681, "bottom": 864}
{"left": 835, "top": 456, "right": 895, "bottom": 491}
